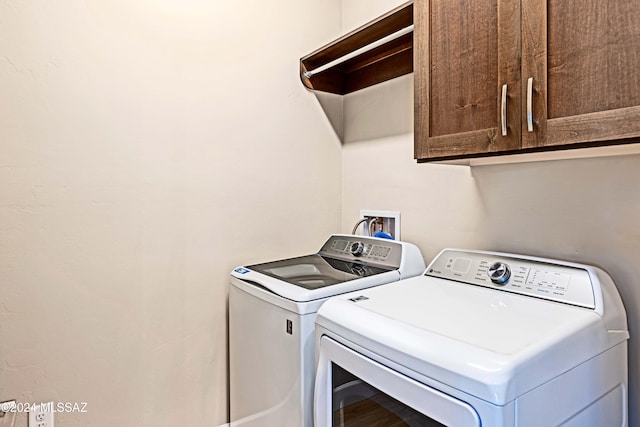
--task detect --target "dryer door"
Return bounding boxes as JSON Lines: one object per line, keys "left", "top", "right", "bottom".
{"left": 315, "top": 336, "right": 481, "bottom": 427}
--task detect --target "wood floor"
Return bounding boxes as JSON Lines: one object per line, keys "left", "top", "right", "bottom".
{"left": 334, "top": 394, "right": 445, "bottom": 427}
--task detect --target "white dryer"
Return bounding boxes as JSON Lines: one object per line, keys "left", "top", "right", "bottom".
{"left": 229, "top": 234, "right": 425, "bottom": 427}
{"left": 314, "top": 249, "right": 629, "bottom": 427}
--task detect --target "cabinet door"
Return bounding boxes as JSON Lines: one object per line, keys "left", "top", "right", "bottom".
{"left": 414, "top": 0, "right": 521, "bottom": 160}
{"left": 522, "top": 0, "right": 640, "bottom": 149}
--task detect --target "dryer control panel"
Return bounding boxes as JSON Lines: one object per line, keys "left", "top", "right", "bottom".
{"left": 426, "top": 249, "right": 596, "bottom": 309}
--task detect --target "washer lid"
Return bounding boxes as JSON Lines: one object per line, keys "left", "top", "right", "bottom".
{"left": 316, "top": 275, "right": 628, "bottom": 405}
{"left": 230, "top": 234, "right": 425, "bottom": 303}
{"left": 245, "top": 254, "right": 394, "bottom": 290}
{"left": 231, "top": 265, "right": 401, "bottom": 304}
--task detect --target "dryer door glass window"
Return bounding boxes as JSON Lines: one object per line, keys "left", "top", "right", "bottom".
{"left": 316, "top": 336, "right": 481, "bottom": 427}
{"left": 332, "top": 363, "right": 445, "bottom": 427}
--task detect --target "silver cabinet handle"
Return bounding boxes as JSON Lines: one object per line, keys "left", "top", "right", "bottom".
{"left": 501, "top": 84, "right": 508, "bottom": 136}
{"left": 527, "top": 77, "right": 534, "bottom": 132}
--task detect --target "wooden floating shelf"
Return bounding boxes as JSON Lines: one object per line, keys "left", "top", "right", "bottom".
{"left": 300, "top": 1, "right": 413, "bottom": 95}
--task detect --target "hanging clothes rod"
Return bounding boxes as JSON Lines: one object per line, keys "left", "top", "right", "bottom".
{"left": 303, "top": 24, "right": 414, "bottom": 78}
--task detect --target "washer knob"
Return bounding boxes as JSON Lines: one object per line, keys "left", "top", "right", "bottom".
{"left": 350, "top": 241, "right": 365, "bottom": 257}
{"left": 350, "top": 264, "right": 367, "bottom": 276}
{"left": 488, "top": 262, "right": 511, "bottom": 285}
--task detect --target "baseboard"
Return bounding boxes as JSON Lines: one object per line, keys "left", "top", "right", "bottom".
{"left": 217, "top": 424, "right": 229, "bottom": 427}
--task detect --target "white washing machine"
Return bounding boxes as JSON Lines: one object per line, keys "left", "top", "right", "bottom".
{"left": 229, "top": 234, "right": 425, "bottom": 427}
{"left": 314, "top": 249, "right": 629, "bottom": 427}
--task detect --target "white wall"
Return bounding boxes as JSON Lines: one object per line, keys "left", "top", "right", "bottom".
{"left": 342, "top": 1, "right": 640, "bottom": 425}
{"left": 0, "top": 1, "right": 341, "bottom": 426}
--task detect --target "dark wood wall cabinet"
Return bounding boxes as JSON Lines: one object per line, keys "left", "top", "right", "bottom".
{"left": 300, "top": 1, "right": 413, "bottom": 95}
{"left": 414, "top": 0, "right": 640, "bottom": 161}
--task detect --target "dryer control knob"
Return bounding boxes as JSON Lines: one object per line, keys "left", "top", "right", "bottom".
{"left": 350, "top": 241, "right": 365, "bottom": 257}
{"left": 488, "top": 262, "right": 511, "bottom": 285}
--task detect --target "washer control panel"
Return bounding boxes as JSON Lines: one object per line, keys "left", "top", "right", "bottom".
{"left": 426, "top": 249, "right": 596, "bottom": 308}
{"left": 319, "top": 235, "right": 402, "bottom": 269}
